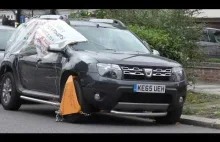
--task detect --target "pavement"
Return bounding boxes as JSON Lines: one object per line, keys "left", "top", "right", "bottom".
{"left": 180, "top": 115, "right": 220, "bottom": 129}
{"left": 187, "top": 81, "right": 220, "bottom": 95}
{"left": 0, "top": 104, "right": 220, "bottom": 133}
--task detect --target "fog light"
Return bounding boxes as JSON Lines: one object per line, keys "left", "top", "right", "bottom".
{"left": 94, "top": 93, "right": 100, "bottom": 100}
{"left": 179, "top": 97, "right": 183, "bottom": 103}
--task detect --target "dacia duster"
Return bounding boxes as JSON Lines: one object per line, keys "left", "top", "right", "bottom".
{"left": 0, "top": 16, "right": 187, "bottom": 124}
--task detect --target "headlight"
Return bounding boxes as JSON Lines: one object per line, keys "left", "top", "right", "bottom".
{"left": 172, "top": 67, "right": 185, "bottom": 82}
{"left": 97, "top": 63, "right": 122, "bottom": 80}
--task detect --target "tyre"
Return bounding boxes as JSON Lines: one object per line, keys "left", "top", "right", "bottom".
{"left": 155, "top": 107, "right": 183, "bottom": 124}
{"left": 1, "top": 72, "right": 21, "bottom": 110}
{"left": 60, "top": 77, "right": 92, "bottom": 123}
{"left": 0, "top": 75, "right": 4, "bottom": 104}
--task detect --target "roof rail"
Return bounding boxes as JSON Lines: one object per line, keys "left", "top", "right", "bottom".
{"left": 88, "top": 18, "right": 126, "bottom": 29}
{"left": 39, "top": 15, "right": 65, "bottom": 20}
{"left": 39, "top": 15, "right": 70, "bottom": 25}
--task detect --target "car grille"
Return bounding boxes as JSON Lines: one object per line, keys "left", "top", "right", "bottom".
{"left": 121, "top": 66, "right": 172, "bottom": 81}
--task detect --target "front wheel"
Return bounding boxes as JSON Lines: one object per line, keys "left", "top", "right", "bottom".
{"left": 60, "top": 78, "right": 92, "bottom": 123}
{"left": 155, "top": 107, "right": 183, "bottom": 124}
{"left": 1, "top": 72, "right": 21, "bottom": 110}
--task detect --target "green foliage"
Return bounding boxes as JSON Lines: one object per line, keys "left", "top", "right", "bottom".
{"left": 186, "top": 91, "right": 220, "bottom": 104}
{"left": 183, "top": 91, "right": 220, "bottom": 118}
{"left": 183, "top": 106, "right": 197, "bottom": 115}
{"left": 69, "top": 12, "right": 77, "bottom": 19}
{"left": 207, "top": 58, "right": 220, "bottom": 63}
{"left": 69, "top": 10, "right": 92, "bottom": 19}
{"left": 104, "top": 9, "right": 205, "bottom": 66}
{"left": 128, "top": 26, "right": 177, "bottom": 60}
{"left": 93, "top": 9, "right": 106, "bottom": 18}
{"left": 79, "top": 10, "right": 88, "bottom": 17}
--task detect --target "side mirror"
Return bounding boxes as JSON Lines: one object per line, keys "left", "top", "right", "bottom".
{"left": 47, "top": 45, "right": 68, "bottom": 57}
{"left": 152, "top": 49, "right": 160, "bottom": 56}
{"left": 47, "top": 45, "right": 63, "bottom": 53}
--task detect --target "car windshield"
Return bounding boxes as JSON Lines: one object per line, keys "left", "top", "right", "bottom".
{"left": 0, "top": 29, "right": 14, "bottom": 51}
{"left": 72, "top": 26, "right": 151, "bottom": 54}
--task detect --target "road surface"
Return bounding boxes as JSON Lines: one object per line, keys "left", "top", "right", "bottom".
{"left": 0, "top": 104, "right": 219, "bottom": 133}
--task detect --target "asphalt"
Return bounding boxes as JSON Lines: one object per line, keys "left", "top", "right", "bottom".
{"left": 0, "top": 104, "right": 220, "bottom": 133}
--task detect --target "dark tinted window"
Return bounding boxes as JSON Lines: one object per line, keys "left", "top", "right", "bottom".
{"left": 208, "top": 29, "right": 217, "bottom": 43}
{"left": 201, "top": 30, "right": 210, "bottom": 42}
{"left": 214, "top": 31, "right": 220, "bottom": 43}
{"left": 0, "top": 29, "right": 14, "bottom": 50}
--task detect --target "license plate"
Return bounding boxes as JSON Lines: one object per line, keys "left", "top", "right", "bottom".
{"left": 133, "top": 84, "right": 166, "bottom": 93}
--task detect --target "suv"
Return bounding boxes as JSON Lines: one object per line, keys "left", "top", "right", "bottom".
{"left": 0, "top": 16, "right": 187, "bottom": 124}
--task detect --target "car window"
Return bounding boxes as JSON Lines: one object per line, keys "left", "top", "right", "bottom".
{"left": 72, "top": 26, "right": 151, "bottom": 53}
{"left": 208, "top": 29, "right": 218, "bottom": 43}
{"left": 0, "top": 29, "right": 14, "bottom": 50}
{"left": 214, "top": 31, "right": 220, "bottom": 43}
{"left": 201, "top": 30, "right": 210, "bottom": 42}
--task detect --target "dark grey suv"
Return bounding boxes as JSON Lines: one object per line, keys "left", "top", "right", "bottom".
{"left": 0, "top": 17, "right": 187, "bottom": 124}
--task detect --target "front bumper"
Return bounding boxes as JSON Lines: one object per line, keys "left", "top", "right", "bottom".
{"left": 81, "top": 73, "right": 187, "bottom": 114}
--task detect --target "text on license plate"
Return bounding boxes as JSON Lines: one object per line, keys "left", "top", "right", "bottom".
{"left": 133, "top": 84, "right": 166, "bottom": 93}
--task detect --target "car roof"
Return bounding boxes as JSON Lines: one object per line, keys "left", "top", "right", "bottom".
{"left": 0, "top": 25, "right": 15, "bottom": 30}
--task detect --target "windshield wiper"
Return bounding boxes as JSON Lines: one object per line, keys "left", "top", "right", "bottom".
{"left": 134, "top": 51, "right": 145, "bottom": 54}
{"left": 116, "top": 50, "right": 147, "bottom": 54}
{"left": 88, "top": 41, "right": 106, "bottom": 48}
{"left": 104, "top": 48, "right": 116, "bottom": 51}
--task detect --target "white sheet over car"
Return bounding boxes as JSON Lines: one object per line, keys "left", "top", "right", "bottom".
{"left": 5, "top": 18, "right": 88, "bottom": 58}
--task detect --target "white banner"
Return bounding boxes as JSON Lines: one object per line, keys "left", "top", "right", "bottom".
{"left": 6, "top": 18, "right": 87, "bottom": 58}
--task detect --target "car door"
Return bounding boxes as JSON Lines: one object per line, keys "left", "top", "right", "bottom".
{"left": 17, "top": 48, "right": 38, "bottom": 91}
{"left": 34, "top": 52, "right": 62, "bottom": 95}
